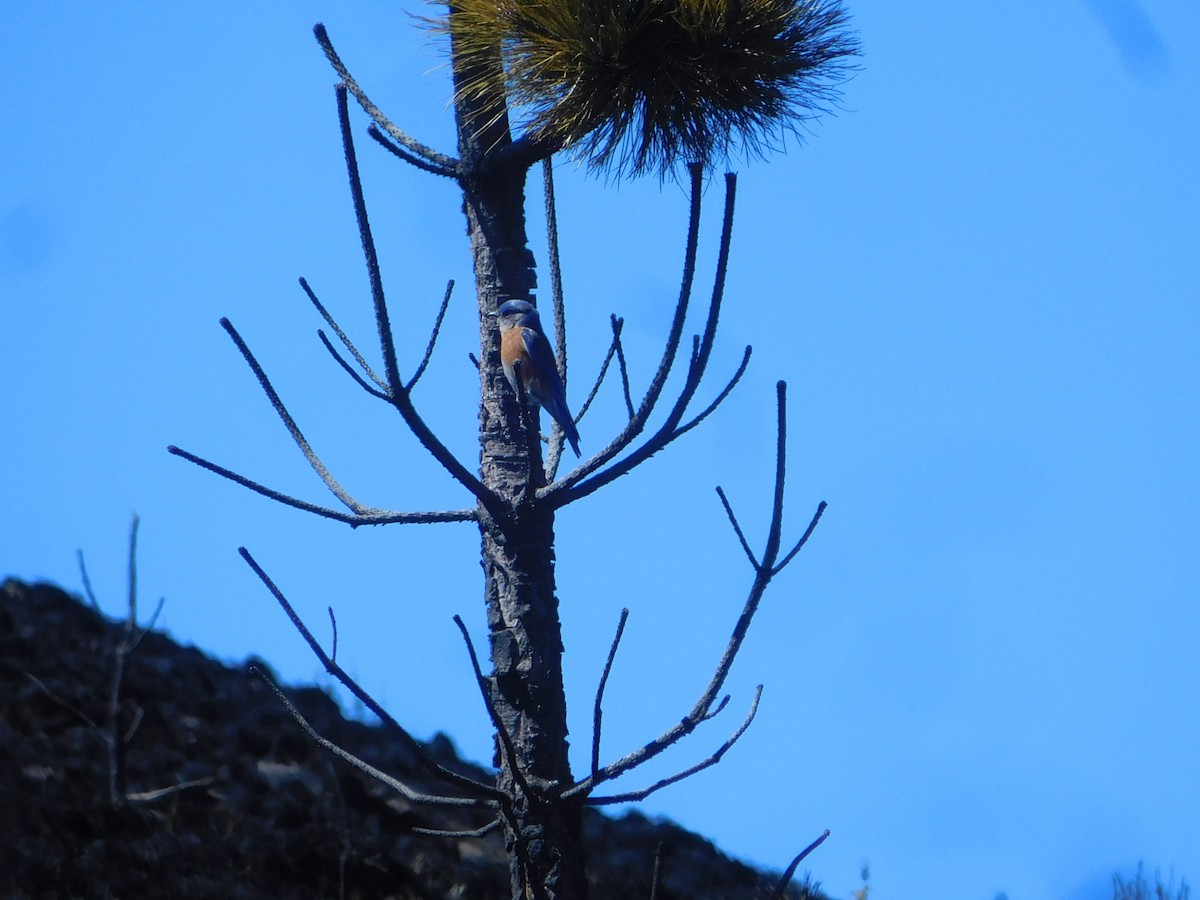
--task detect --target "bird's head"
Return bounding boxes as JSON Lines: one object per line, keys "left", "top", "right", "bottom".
{"left": 495, "top": 299, "right": 541, "bottom": 331}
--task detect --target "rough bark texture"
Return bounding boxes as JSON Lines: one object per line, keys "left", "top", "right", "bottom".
{"left": 451, "top": 21, "right": 589, "bottom": 900}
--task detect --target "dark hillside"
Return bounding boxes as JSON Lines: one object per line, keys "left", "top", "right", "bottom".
{"left": 0, "top": 579, "right": 822, "bottom": 900}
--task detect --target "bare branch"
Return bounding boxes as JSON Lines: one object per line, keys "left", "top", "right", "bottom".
{"left": 540, "top": 161, "right": 573, "bottom": 475}
{"left": 127, "top": 777, "right": 217, "bottom": 805}
{"left": 218, "top": 316, "right": 365, "bottom": 513}
{"left": 318, "top": 330, "right": 390, "bottom": 400}
{"left": 536, "top": 164, "right": 705, "bottom": 491}
{"left": 327, "top": 607, "right": 339, "bottom": 664}
{"left": 452, "top": 615, "right": 538, "bottom": 802}
{"left": 407, "top": 280, "right": 455, "bottom": 391}
{"left": 411, "top": 818, "right": 503, "bottom": 839}
{"left": 591, "top": 607, "right": 630, "bottom": 781}
{"left": 167, "top": 446, "right": 474, "bottom": 526}
{"left": 544, "top": 159, "right": 568, "bottom": 377}
{"left": 767, "top": 830, "right": 832, "bottom": 900}
{"left": 715, "top": 486, "right": 759, "bottom": 569}
{"left": 612, "top": 316, "right": 635, "bottom": 419}
{"left": 252, "top": 665, "right": 493, "bottom": 809}
{"left": 239, "top": 549, "right": 502, "bottom": 801}
{"left": 543, "top": 168, "right": 740, "bottom": 507}
{"left": 568, "top": 381, "right": 825, "bottom": 796}
{"left": 23, "top": 671, "right": 95, "bottom": 728}
{"left": 77, "top": 550, "right": 100, "bottom": 612}
{"left": 314, "top": 24, "right": 460, "bottom": 178}
{"left": 774, "top": 501, "right": 828, "bottom": 576}
{"left": 573, "top": 316, "right": 627, "bottom": 425}
{"left": 335, "top": 84, "right": 502, "bottom": 516}
{"left": 367, "top": 125, "right": 459, "bottom": 179}
{"left": 300, "top": 276, "right": 387, "bottom": 392}
{"left": 336, "top": 84, "right": 400, "bottom": 395}
{"left": 586, "top": 686, "right": 761, "bottom": 805}
{"left": 673, "top": 345, "right": 752, "bottom": 439}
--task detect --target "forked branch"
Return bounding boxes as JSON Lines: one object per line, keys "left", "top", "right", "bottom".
{"left": 542, "top": 169, "right": 750, "bottom": 507}
{"left": 252, "top": 665, "right": 494, "bottom": 810}
{"left": 565, "top": 381, "right": 826, "bottom": 798}
{"left": 239, "top": 548, "right": 503, "bottom": 802}
{"left": 314, "top": 24, "right": 461, "bottom": 179}
{"left": 333, "top": 84, "right": 502, "bottom": 519}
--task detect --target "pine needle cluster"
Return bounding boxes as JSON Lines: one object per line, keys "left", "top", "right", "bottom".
{"left": 443, "top": 0, "right": 860, "bottom": 178}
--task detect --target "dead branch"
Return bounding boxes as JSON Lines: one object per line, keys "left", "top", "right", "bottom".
{"left": 252, "top": 666, "right": 494, "bottom": 810}
{"left": 333, "top": 84, "right": 503, "bottom": 518}
{"left": 367, "top": 124, "right": 460, "bottom": 179}
{"left": 239, "top": 548, "right": 503, "bottom": 802}
{"left": 586, "top": 685, "right": 761, "bottom": 806}
{"left": 167, "top": 445, "right": 472, "bottom": 526}
{"left": 300, "top": 276, "right": 387, "bottom": 394}
{"left": 411, "top": 818, "right": 503, "bottom": 839}
{"left": 451, "top": 615, "right": 538, "bottom": 801}
{"left": 564, "top": 382, "right": 826, "bottom": 798}
{"left": 590, "top": 607, "right": 629, "bottom": 782}
{"left": 768, "top": 830, "right": 831, "bottom": 900}
{"left": 407, "top": 279, "right": 455, "bottom": 391}
{"left": 541, "top": 169, "right": 752, "bottom": 508}
{"left": 315, "top": 24, "right": 461, "bottom": 179}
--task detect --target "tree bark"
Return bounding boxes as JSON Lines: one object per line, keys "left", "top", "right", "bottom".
{"left": 451, "top": 20, "right": 588, "bottom": 900}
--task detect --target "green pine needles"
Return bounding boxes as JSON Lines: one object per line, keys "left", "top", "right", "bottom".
{"left": 443, "top": 0, "right": 861, "bottom": 177}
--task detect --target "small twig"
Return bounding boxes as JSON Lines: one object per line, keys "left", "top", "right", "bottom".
{"left": 543, "top": 158, "right": 568, "bottom": 391}
{"left": 412, "top": 818, "right": 503, "bottom": 839}
{"left": 407, "top": 280, "right": 455, "bottom": 391}
{"left": 613, "top": 317, "right": 635, "bottom": 419}
{"left": 218, "top": 316, "right": 364, "bottom": 514}
{"left": 715, "top": 486, "right": 759, "bottom": 569}
{"left": 77, "top": 551, "right": 100, "bottom": 611}
{"left": 697, "top": 693, "right": 731, "bottom": 723}
{"left": 318, "top": 330, "right": 389, "bottom": 400}
{"left": 585, "top": 686, "right": 761, "bottom": 805}
{"left": 591, "top": 608, "right": 629, "bottom": 781}
{"left": 300, "top": 276, "right": 387, "bottom": 392}
{"left": 314, "top": 24, "right": 460, "bottom": 177}
{"left": 367, "top": 125, "right": 459, "bottom": 179}
{"left": 573, "top": 316, "right": 620, "bottom": 424}
{"left": 327, "top": 607, "right": 339, "bottom": 664}
{"left": 673, "top": 345, "right": 752, "bottom": 439}
{"left": 126, "top": 776, "right": 217, "bottom": 804}
{"left": 240, "top": 549, "right": 502, "bottom": 801}
{"left": 452, "top": 615, "right": 538, "bottom": 802}
{"left": 252, "top": 666, "right": 492, "bottom": 809}
{"left": 22, "top": 671, "right": 96, "bottom": 728}
{"left": 650, "top": 841, "right": 665, "bottom": 900}
{"left": 323, "top": 760, "right": 352, "bottom": 900}
{"left": 767, "top": 830, "right": 832, "bottom": 900}
{"left": 774, "top": 501, "right": 828, "bottom": 576}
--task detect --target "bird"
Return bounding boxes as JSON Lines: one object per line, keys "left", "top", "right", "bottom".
{"left": 496, "top": 299, "right": 581, "bottom": 457}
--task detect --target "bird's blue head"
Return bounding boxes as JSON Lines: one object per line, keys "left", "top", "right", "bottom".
{"left": 496, "top": 299, "right": 541, "bottom": 331}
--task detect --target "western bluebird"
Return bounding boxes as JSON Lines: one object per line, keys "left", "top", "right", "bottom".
{"left": 496, "top": 299, "right": 581, "bottom": 457}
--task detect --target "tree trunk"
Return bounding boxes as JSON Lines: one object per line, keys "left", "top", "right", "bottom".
{"left": 452, "top": 21, "right": 589, "bottom": 900}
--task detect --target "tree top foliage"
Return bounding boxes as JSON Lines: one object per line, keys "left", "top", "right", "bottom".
{"left": 437, "top": 0, "right": 861, "bottom": 178}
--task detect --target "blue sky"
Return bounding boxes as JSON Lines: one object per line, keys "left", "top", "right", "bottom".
{"left": 3, "top": 3, "right": 1197, "bottom": 898}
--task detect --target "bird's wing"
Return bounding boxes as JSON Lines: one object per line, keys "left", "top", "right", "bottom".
{"left": 521, "top": 327, "right": 580, "bottom": 455}
{"left": 521, "top": 328, "right": 565, "bottom": 400}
